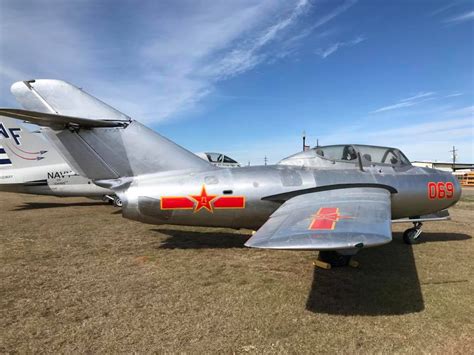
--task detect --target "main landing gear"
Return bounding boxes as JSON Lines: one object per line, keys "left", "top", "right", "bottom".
{"left": 403, "top": 222, "right": 423, "bottom": 245}
{"left": 314, "top": 251, "right": 359, "bottom": 269}
{"left": 113, "top": 196, "right": 123, "bottom": 208}
{"left": 104, "top": 195, "right": 123, "bottom": 208}
{"left": 314, "top": 222, "right": 424, "bottom": 269}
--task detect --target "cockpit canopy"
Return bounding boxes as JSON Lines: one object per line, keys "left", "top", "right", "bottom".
{"left": 278, "top": 144, "right": 412, "bottom": 168}
{"left": 314, "top": 145, "right": 411, "bottom": 166}
{"left": 195, "top": 152, "right": 240, "bottom": 167}
{"left": 205, "top": 152, "right": 239, "bottom": 164}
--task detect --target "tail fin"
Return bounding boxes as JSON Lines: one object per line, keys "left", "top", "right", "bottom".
{"left": 1, "top": 80, "right": 212, "bottom": 180}
{"left": 0, "top": 145, "right": 12, "bottom": 167}
{"left": 0, "top": 116, "right": 64, "bottom": 169}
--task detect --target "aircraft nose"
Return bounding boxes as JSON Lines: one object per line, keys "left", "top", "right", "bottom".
{"left": 439, "top": 171, "right": 462, "bottom": 207}
{"left": 451, "top": 173, "right": 462, "bottom": 202}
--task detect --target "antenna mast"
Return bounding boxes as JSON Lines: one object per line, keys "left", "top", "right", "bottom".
{"left": 449, "top": 146, "right": 457, "bottom": 171}
{"left": 302, "top": 131, "right": 310, "bottom": 151}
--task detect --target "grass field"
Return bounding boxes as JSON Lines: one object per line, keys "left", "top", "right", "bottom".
{"left": 1, "top": 189, "right": 473, "bottom": 353}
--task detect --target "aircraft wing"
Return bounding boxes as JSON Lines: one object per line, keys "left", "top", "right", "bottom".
{"left": 245, "top": 187, "right": 392, "bottom": 250}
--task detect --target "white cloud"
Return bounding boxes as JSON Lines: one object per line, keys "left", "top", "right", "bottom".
{"left": 429, "top": 3, "right": 457, "bottom": 17}
{"left": 367, "top": 117, "right": 473, "bottom": 140}
{"left": 444, "top": 92, "right": 463, "bottom": 98}
{"left": 311, "top": 0, "right": 357, "bottom": 29}
{"left": 331, "top": 106, "right": 474, "bottom": 162}
{"left": 371, "top": 92, "right": 436, "bottom": 113}
{"left": 399, "top": 92, "right": 435, "bottom": 102}
{"left": 0, "top": 0, "right": 356, "bottom": 123}
{"left": 274, "top": 0, "right": 358, "bottom": 60}
{"left": 200, "top": 0, "right": 310, "bottom": 80}
{"left": 371, "top": 92, "right": 468, "bottom": 115}
{"left": 444, "top": 10, "right": 474, "bottom": 24}
{"left": 231, "top": 105, "right": 474, "bottom": 164}
{"left": 315, "top": 35, "right": 365, "bottom": 58}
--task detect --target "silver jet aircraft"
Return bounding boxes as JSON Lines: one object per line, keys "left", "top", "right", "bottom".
{"left": 0, "top": 80, "right": 461, "bottom": 266}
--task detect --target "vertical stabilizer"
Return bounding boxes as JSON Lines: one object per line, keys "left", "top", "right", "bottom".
{"left": 4, "top": 80, "right": 213, "bottom": 180}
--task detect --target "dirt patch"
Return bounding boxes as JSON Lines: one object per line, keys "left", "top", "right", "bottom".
{"left": 1, "top": 191, "right": 473, "bottom": 353}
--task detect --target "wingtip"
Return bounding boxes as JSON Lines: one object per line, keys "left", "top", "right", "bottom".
{"left": 10, "top": 79, "right": 74, "bottom": 97}
{"left": 10, "top": 81, "right": 27, "bottom": 96}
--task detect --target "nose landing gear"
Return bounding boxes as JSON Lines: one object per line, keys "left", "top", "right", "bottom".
{"left": 403, "top": 222, "right": 423, "bottom": 244}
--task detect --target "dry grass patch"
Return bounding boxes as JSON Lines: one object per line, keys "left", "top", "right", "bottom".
{"left": 1, "top": 191, "right": 473, "bottom": 353}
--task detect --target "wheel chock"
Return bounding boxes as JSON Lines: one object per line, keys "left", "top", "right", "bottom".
{"left": 313, "top": 260, "right": 331, "bottom": 269}
{"left": 349, "top": 259, "right": 360, "bottom": 268}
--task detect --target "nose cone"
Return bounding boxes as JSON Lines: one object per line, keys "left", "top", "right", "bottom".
{"left": 440, "top": 171, "right": 462, "bottom": 209}
{"left": 451, "top": 173, "right": 462, "bottom": 203}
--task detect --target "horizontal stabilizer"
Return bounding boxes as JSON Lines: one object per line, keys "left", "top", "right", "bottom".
{"left": 11, "top": 80, "right": 130, "bottom": 120}
{"left": 0, "top": 109, "right": 126, "bottom": 128}
{"left": 4, "top": 79, "right": 213, "bottom": 181}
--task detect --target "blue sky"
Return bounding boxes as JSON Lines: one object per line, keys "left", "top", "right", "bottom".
{"left": 0, "top": 0, "right": 473, "bottom": 164}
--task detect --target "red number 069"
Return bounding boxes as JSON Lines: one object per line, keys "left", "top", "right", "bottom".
{"left": 428, "top": 182, "right": 454, "bottom": 199}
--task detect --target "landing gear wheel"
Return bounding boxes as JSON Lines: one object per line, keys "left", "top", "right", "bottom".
{"left": 103, "top": 195, "right": 114, "bottom": 204}
{"left": 403, "top": 222, "right": 423, "bottom": 245}
{"left": 318, "top": 251, "right": 351, "bottom": 267}
{"left": 113, "top": 196, "right": 123, "bottom": 208}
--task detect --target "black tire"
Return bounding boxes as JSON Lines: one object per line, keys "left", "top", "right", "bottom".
{"left": 318, "top": 251, "right": 351, "bottom": 267}
{"left": 403, "top": 228, "right": 419, "bottom": 245}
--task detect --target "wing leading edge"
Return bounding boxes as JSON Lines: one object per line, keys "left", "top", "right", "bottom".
{"left": 245, "top": 187, "right": 392, "bottom": 250}
{"left": 0, "top": 109, "right": 126, "bottom": 128}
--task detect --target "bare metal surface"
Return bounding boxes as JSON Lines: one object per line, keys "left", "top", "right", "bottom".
{"left": 3, "top": 79, "right": 463, "bottom": 253}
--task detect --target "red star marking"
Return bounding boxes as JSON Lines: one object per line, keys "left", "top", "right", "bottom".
{"left": 189, "top": 185, "right": 218, "bottom": 212}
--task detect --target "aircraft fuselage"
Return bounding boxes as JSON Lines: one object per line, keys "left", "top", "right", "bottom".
{"left": 117, "top": 164, "right": 461, "bottom": 230}
{"left": 0, "top": 163, "right": 111, "bottom": 197}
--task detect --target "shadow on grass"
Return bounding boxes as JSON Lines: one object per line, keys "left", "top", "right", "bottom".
{"left": 14, "top": 201, "right": 109, "bottom": 211}
{"left": 306, "top": 234, "right": 422, "bottom": 315}
{"left": 415, "top": 232, "right": 471, "bottom": 243}
{"left": 153, "top": 227, "right": 469, "bottom": 315}
{"left": 306, "top": 231, "right": 470, "bottom": 316}
{"left": 154, "top": 228, "right": 249, "bottom": 249}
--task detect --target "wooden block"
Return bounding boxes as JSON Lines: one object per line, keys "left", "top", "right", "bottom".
{"left": 313, "top": 260, "right": 331, "bottom": 269}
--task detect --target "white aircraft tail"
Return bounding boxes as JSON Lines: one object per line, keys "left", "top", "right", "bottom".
{"left": 0, "top": 116, "right": 64, "bottom": 169}
{"left": 0, "top": 145, "right": 12, "bottom": 167}
{"left": 1, "top": 80, "right": 212, "bottom": 180}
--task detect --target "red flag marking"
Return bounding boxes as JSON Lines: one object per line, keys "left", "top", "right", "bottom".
{"left": 308, "top": 207, "right": 352, "bottom": 230}
{"left": 213, "top": 196, "right": 245, "bottom": 208}
{"left": 161, "top": 197, "right": 194, "bottom": 210}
